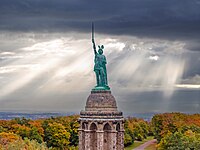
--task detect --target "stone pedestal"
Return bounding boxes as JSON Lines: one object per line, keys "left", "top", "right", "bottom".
{"left": 79, "top": 90, "right": 124, "bottom": 150}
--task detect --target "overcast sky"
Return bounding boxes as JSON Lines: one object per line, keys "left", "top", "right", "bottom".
{"left": 0, "top": 0, "right": 200, "bottom": 113}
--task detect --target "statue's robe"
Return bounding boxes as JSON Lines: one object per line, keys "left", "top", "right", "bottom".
{"left": 94, "top": 54, "right": 107, "bottom": 86}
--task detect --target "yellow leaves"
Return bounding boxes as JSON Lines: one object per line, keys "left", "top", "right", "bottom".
{"left": 0, "top": 132, "right": 20, "bottom": 141}
{"left": 12, "top": 124, "right": 31, "bottom": 134}
{"left": 124, "top": 117, "right": 150, "bottom": 146}
{"left": 152, "top": 113, "right": 200, "bottom": 149}
{"left": 185, "top": 130, "right": 195, "bottom": 137}
{"left": 0, "top": 115, "right": 79, "bottom": 149}
{"left": 44, "top": 122, "right": 71, "bottom": 148}
{"left": 0, "top": 132, "right": 21, "bottom": 146}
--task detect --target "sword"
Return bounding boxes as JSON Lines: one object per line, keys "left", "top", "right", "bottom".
{"left": 92, "top": 22, "right": 96, "bottom": 53}
{"left": 92, "top": 22, "right": 94, "bottom": 43}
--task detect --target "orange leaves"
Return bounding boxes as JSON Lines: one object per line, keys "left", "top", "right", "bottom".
{"left": 29, "top": 120, "right": 44, "bottom": 137}
{"left": 0, "top": 132, "right": 21, "bottom": 146}
{"left": 0, "top": 115, "right": 80, "bottom": 149}
{"left": 152, "top": 112, "right": 200, "bottom": 149}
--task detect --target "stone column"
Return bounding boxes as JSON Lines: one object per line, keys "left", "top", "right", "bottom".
{"left": 111, "top": 130, "right": 117, "bottom": 150}
{"left": 118, "top": 131, "right": 124, "bottom": 150}
{"left": 84, "top": 130, "right": 91, "bottom": 150}
{"left": 78, "top": 129, "right": 83, "bottom": 150}
{"left": 96, "top": 130, "right": 104, "bottom": 150}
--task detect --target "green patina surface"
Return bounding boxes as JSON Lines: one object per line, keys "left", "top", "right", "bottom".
{"left": 92, "top": 85, "right": 110, "bottom": 91}
{"left": 92, "top": 23, "right": 110, "bottom": 91}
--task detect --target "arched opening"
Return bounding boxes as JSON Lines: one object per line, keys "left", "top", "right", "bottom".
{"left": 82, "top": 122, "right": 87, "bottom": 130}
{"left": 103, "top": 123, "right": 112, "bottom": 150}
{"left": 90, "top": 123, "right": 97, "bottom": 150}
{"left": 116, "top": 123, "right": 120, "bottom": 131}
{"left": 90, "top": 123, "right": 97, "bottom": 130}
{"left": 103, "top": 123, "right": 112, "bottom": 130}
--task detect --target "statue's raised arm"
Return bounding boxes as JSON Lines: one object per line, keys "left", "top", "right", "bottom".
{"left": 92, "top": 39, "right": 97, "bottom": 55}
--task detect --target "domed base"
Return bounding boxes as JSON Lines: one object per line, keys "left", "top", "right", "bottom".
{"left": 85, "top": 90, "right": 117, "bottom": 112}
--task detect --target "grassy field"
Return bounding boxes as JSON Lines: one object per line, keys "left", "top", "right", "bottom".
{"left": 125, "top": 136, "right": 155, "bottom": 150}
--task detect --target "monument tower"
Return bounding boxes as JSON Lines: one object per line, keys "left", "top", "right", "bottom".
{"left": 78, "top": 23, "right": 124, "bottom": 150}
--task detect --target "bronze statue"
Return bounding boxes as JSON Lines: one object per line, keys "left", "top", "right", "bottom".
{"left": 92, "top": 23, "right": 110, "bottom": 90}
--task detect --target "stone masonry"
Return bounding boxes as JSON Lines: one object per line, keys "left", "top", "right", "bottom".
{"left": 78, "top": 90, "right": 124, "bottom": 150}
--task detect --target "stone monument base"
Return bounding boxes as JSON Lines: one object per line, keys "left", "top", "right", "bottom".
{"left": 78, "top": 90, "right": 124, "bottom": 150}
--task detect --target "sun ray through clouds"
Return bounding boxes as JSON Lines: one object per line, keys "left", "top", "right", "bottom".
{"left": 0, "top": 37, "right": 92, "bottom": 98}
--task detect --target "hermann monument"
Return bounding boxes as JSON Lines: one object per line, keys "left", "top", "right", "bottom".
{"left": 78, "top": 23, "right": 124, "bottom": 150}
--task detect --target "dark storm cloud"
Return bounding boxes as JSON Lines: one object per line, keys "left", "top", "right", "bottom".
{"left": 0, "top": 0, "right": 200, "bottom": 40}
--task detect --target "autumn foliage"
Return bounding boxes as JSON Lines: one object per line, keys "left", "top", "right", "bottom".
{"left": 124, "top": 117, "right": 151, "bottom": 147}
{"left": 0, "top": 115, "right": 79, "bottom": 150}
{"left": 151, "top": 113, "right": 200, "bottom": 150}
{"left": 0, "top": 113, "right": 200, "bottom": 149}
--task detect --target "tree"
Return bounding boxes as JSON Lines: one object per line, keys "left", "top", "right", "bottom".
{"left": 68, "top": 116, "right": 79, "bottom": 146}
{"left": 0, "top": 132, "right": 20, "bottom": 146}
{"left": 2, "top": 138, "right": 49, "bottom": 150}
{"left": 124, "top": 132, "right": 133, "bottom": 147}
{"left": 44, "top": 122, "right": 70, "bottom": 149}
{"left": 11, "top": 124, "right": 31, "bottom": 139}
{"left": 158, "top": 131, "right": 200, "bottom": 150}
{"left": 29, "top": 127, "right": 43, "bottom": 143}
